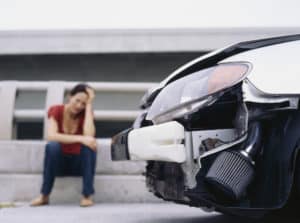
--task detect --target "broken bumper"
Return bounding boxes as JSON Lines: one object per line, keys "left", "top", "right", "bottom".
{"left": 111, "top": 121, "right": 187, "bottom": 163}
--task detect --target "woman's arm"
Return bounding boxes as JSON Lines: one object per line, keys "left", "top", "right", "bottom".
{"left": 46, "top": 117, "right": 83, "bottom": 143}
{"left": 83, "top": 87, "right": 96, "bottom": 137}
{"left": 46, "top": 117, "right": 97, "bottom": 149}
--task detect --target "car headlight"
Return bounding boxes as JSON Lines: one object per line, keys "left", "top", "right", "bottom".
{"left": 146, "top": 62, "right": 251, "bottom": 124}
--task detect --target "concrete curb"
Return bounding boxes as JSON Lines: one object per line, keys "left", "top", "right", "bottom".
{"left": 0, "top": 174, "right": 160, "bottom": 203}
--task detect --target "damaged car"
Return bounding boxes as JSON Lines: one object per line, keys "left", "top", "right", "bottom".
{"left": 111, "top": 34, "right": 300, "bottom": 218}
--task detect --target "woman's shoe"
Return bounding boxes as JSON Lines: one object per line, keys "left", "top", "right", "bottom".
{"left": 30, "top": 195, "right": 49, "bottom": 206}
{"left": 80, "top": 196, "right": 94, "bottom": 207}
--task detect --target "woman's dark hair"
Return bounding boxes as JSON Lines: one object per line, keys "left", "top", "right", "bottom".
{"left": 69, "top": 83, "right": 90, "bottom": 96}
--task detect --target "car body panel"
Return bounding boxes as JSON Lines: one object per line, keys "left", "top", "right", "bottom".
{"left": 222, "top": 40, "right": 300, "bottom": 95}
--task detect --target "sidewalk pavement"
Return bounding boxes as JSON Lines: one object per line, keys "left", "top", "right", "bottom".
{"left": 0, "top": 202, "right": 226, "bottom": 223}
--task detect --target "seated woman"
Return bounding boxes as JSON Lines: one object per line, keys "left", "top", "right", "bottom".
{"left": 31, "top": 83, "right": 97, "bottom": 207}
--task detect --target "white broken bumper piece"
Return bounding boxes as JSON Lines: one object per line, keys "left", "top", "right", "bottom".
{"left": 128, "top": 121, "right": 187, "bottom": 163}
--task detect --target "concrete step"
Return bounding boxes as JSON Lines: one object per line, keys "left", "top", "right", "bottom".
{"left": 0, "top": 140, "right": 145, "bottom": 174}
{"left": 0, "top": 174, "right": 160, "bottom": 203}
{"left": 0, "top": 140, "right": 158, "bottom": 203}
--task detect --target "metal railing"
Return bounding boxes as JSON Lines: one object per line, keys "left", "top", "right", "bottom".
{"left": 0, "top": 81, "right": 157, "bottom": 140}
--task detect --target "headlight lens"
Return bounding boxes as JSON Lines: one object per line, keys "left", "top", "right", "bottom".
{"left": 146, "top": 62, "right": 251, "bottom": 124}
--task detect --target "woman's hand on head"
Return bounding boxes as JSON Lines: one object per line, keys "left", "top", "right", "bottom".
{"left": 86, "top": 87, "right": 95, "bottom": 104}
{"left": 80, "top": 135, "right": 97, "bottom": 151}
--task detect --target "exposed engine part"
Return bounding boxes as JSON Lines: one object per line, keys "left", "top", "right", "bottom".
{"left": 182, "top": 128, "right": 241, "bottom": 189}
{"left": 181, "top": 131, "right": 199, "bottom": 189}
{"left": 192, "top": 128, "right": 238, "bottom": 158}
{"left": 200, "top": 138, "right": 226, "bottom": 151}
{"left": 205, "top": 150, "right": 255, "bottom": 201}
{"left": 146, "top": 161, "right": 187, "bottom": 202}
{"left": 234, "top": 102, "right": 249, "bottom": 137}
{"left": 198, "top": 134, "right": 247, "bottom": 161}
{"left": 240, "top": 122, "right": 263, "bottom": 164}
{"left": 204, "top": 122, "right": 262, "bottom": 201}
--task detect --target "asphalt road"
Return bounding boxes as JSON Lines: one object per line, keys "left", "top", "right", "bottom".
{"left": 0, "top": 202, "right": 299, "bottom": 223}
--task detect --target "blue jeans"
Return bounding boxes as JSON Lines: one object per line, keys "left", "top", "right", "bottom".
{"left": 41, "top": 141, "right": 96, "bottom": 197}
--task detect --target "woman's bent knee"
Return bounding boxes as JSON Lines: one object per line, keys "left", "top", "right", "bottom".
{"left": 45, "top": 141, "right": 61, "bottom": 155}
{"left": 81, "top": 145, "right": 96, "bottom": 154}
{"left": 80, "top": 145, "right": 96, "bottom": 161}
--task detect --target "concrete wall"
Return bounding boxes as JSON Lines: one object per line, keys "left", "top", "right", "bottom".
{"left": 0, "top": 28, "right": 299, "bottom": 54}
{"left": 0, "top": 53, "right": 203, "bottom": 82}
{"left": 0, "top": 53, "right": 204, "bottom": 139}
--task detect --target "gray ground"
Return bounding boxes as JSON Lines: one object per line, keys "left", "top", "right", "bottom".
{"left": 0, "top": 203, "right": 228, "bottom": 223}
{"left": 0, "top": 202, "right": 297, "bottom": 223}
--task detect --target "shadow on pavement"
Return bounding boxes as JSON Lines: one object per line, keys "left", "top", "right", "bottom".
{"left": 142, "top": 215, "right": 250, "bottom": 223}
{"left": 142, "top": 214, "right": 300, "bottom": 223}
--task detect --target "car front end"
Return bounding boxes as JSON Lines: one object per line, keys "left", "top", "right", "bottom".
{"left": 111, "top": 35, "right": 300, "bottom": 218}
